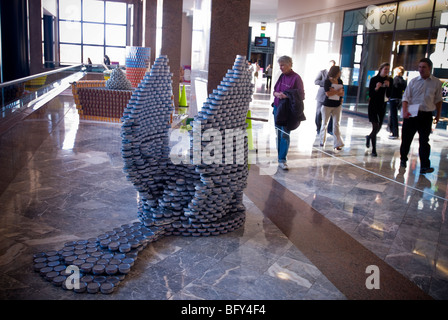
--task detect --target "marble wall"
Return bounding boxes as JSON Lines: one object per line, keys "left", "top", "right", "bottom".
{"left": 189, "top": 0, "right": 251, "bottom": 116}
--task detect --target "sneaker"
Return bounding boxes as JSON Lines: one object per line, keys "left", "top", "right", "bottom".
{"left": 388, "top": 135, "right": 399, "bottom": 140}
{"left": 278, "top": 162, "right": 289, "bottom": 170}
{"left": 420, "top": 167, "right": 434, "bottom": 174}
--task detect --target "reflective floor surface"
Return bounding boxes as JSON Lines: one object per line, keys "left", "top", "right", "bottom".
{"left": 0, "top": 79, "right": 447, "bottom": 300}
{"left": 248, "top": 82, "right": 448, "bottom": 300}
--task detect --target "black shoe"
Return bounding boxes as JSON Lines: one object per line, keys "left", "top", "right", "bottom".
{"left": 372, "top": 151, "right": 377, "bottom": 157}
{"left": 400, "top": 160, "right": 407, "bottom": 168}
{"left": 365, "top": 136, "right": 370, "bottom": 148}
{"left": 420, "top": 167, "right": 434, "bottom": 174}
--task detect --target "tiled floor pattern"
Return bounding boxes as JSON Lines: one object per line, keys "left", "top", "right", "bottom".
{"left": 0, "top": 90, "right": 344, "bottom": 300}
{"left": 0, "top": 80, "right": 447, "bottom": 300}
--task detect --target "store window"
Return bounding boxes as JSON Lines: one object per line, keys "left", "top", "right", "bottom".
{"left": 432, "top": 0, "right": 448, "bottom": 69}
{"left": 392, "top": 29, "right": 431, "bottom": 71}
{"left": 58, "top": 0, "right": 129, "bottom": 65}
{"left": 356, "top": 32, "right": 395, "bottom": 113}
{"left": 340, "top": 0, "right": 448, "bottom": 114}
{"left": 395, "top": 0, "right": 435, "bottom": 30}
{"left": 434, "top": 0, "right": 448, "bottom": 27}
{"left": 342, "top": 8, "right": 366, "bottom": 36}
{"left": 365, "top": 2, "right": 397, "bottom": 33}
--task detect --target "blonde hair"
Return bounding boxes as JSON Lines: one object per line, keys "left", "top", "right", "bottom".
{"left": 394, "top": 66, "right": 405, "bottom": 76}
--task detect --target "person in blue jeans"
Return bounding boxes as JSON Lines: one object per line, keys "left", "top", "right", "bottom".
{"left": 272, "top": 105, "right": 290, "bottom": 168}
{"left": 272, "top": 56, "right": 305, "bottom": 170}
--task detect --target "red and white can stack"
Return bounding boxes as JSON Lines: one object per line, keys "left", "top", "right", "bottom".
{"left": 125, "top": 46, "right": 151, "bottom": 88}
{"left": 77, "top": 87, "right": 133, "bottom": 122}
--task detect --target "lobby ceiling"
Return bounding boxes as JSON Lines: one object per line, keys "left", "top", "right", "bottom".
{"left": 182, "top": 0, "right": 278, "bottom": 23}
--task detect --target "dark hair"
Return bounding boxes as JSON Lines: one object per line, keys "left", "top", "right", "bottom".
{"left": 328, "top": 65, "right": 341, "bottom": 78}
{"left": 419, "top": 57, "right": 433, "bottom": 69}
{"left": 378, "top": 62, "right": 390, "bottom": 73}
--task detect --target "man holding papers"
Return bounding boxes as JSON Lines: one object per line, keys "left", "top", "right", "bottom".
{"left": 400, "top": 58, "right": 443, "bottom": 174}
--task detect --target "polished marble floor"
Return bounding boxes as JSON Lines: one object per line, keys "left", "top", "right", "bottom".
{"left": 0, "top": 77, "right": 447, "bottom": 300}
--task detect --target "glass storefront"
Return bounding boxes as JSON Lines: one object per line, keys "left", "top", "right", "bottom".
{"left": 340, "top": 0, "right": 448, "bottom": 117}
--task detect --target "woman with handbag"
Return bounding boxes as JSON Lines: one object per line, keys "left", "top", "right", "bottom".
{"left": 272, "top": 56, "right": 305, "bottom": 170}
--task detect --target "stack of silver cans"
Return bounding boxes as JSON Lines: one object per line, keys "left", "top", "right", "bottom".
{"left": 105, "top": 68, "right": 133, "bottom": 90}
{"left": 33, "top": 222, "right": 165, "bottom": 294}
{"left": 33, "top": 55, "right": 253, "bottom": 294}
{"left": 122, "top": 54, "right": 253, "bottom": 236}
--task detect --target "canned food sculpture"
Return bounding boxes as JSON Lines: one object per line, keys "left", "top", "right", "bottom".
{"left": 126, "top": 46, "right": 151, "bottom": 88}
{"left": 33, "top": 55, "right": 253, "bottom": 294}
{"left": 76, "top": 68, "right": 134, "bottom": 122}
{"left": 106, "top": 68, "right": 133, "bottom": 91}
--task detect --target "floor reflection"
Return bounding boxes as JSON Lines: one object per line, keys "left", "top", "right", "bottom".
{"left": 0, "top": 77, "right": 447, "bottom": 299}
{"left": 250, "top": 78, "right": 448, "bottom": 299}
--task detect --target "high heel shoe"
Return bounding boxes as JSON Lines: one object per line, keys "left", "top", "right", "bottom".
{"left": 365, "top": 135, "right": 370, "bottom": 148}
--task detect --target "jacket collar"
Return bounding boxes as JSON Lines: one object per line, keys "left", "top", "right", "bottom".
{"left": 417, "top": 74, "right": 434, "bottom": 81}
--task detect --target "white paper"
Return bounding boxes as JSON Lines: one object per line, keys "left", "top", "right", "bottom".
{"left": 408, "top": 104, "right": 419, "bottom": 117}
{"left": 329, "top": 84, "right": 343, "bottom": 101}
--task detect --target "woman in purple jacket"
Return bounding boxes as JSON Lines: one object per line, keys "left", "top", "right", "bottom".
{"left": 273, "top": 56, "right": 305, "bottom": 170}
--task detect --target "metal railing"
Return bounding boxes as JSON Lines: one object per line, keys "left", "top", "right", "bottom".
{"left": 0, "top": 64, "right": 87, "bottom": 129}
{"left": 0, "top": 64, "right": 84, "bottom": 88}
